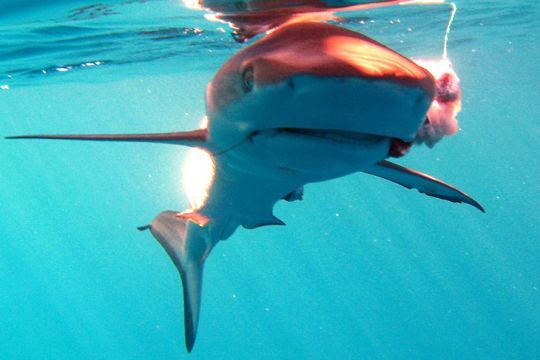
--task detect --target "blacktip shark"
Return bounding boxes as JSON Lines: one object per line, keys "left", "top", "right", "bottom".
{"left": 6, "top": 22, "right": 483, "bottom": 352}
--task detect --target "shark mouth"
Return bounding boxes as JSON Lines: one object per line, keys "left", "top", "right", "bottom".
{"left": 249, "top": 128, "right": 411, "bottom": 158}
{"left": 271, "top": 128, "right": 411, "bottom": 156}
{"left": 272, "top": 128, "right": 386, "bottom": 146}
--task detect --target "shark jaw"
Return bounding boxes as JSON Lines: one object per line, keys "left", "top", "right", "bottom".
{"left": 232, "top": 127, "right": 391, "bottom": 179}
{"left": 207, "top": 73, "right": 428, "bottom": 178}
{"left": 267, "top": 128, "right": 386, "bottom": 146}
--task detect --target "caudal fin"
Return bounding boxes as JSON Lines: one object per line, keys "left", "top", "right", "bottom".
{"left": 140, "top": 210, "right": 215, "bottom": 352}
{"left": 5, "top": 129, "right": 208, "bottom": 148}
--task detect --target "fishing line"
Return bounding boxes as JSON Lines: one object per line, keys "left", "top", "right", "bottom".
{"left": 443, "top": 2, "right": 457, "bottom": 59}
{"left": 401, "top": 0, "right": 457, "bottom": 58}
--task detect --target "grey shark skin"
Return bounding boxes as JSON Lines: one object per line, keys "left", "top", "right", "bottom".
{"left": 6, "top": 22, "right": 483, "bottom": 352}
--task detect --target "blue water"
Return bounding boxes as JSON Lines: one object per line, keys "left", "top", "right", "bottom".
{"left": 1, "top": 0, "right": 539, "bottom": 358}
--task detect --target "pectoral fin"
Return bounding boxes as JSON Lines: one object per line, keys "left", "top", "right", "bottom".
{"left": 5, "top": 129, "right": 208, "bottom": 148}
{"left": 363, "top": 160, "right": 484, "bottom": 212}
{"left": 140, "top": 210, "right": 215, "bottom": 352}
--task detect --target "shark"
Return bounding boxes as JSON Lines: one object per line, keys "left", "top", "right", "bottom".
{"left": 6, "top": 22, "right": 483, "bottom": 352}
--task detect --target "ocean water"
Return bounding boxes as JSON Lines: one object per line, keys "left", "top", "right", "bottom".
{"left": 1, "top": 0, "right": 539, "bottom": 358}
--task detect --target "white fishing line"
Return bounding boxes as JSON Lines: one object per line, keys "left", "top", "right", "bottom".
{"left": 443, "top": 2, "right": 457, "bottom": 59}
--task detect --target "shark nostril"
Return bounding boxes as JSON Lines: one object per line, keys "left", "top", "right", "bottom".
{"left": 287, "top": 79, "right": 295, "bottom": 89}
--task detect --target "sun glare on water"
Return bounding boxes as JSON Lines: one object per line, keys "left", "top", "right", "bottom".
{"left": 183, "top": 117, "right": 214, "bottom": 210}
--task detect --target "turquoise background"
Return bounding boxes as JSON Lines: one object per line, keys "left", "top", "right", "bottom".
{"left": 1, "top": 0, "right": 539, "bottom": 358}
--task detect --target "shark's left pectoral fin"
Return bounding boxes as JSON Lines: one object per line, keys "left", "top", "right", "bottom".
{"left": 139, "top": 210, "right": 215, "bottom": 352}
{"left": 363, "top": 160, "right": 485, "bottom": 212}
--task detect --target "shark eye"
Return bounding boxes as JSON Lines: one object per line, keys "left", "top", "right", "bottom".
{"left": 241, "top": 66, "right": 254, "bottom": 93}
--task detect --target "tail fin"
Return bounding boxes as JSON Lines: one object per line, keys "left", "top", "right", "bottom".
{"left": 141, "top": 210, "right": 215, "bottom": 352}
{"left": 5, "top": 129, "right": 208, "bottom": 148}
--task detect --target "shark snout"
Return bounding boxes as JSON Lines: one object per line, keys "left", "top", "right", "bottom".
{"left": 259, "top": 74, "right": 433, "bottom": 142}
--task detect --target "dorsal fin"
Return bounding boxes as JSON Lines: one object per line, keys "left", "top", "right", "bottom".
{"left": 5, "top": 129, "right": 208, "bottom": 148}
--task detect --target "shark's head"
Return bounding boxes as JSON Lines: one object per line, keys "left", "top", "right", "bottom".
{"left": 206, "top": 22, "right": 435, "bottom": 172}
